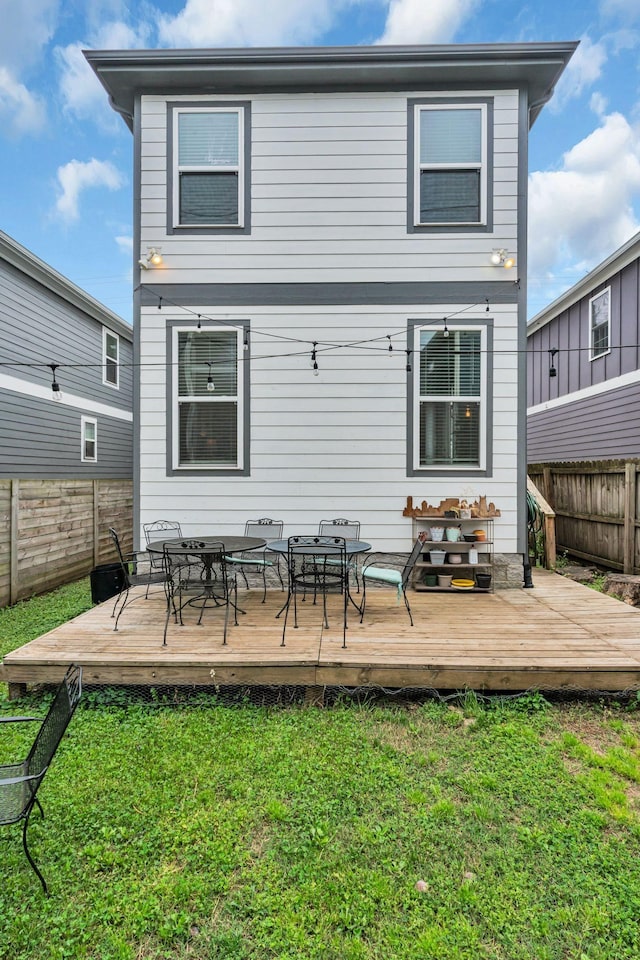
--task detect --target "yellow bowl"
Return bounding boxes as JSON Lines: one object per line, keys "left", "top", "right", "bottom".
{"left": 451, "top": 578, "right": 475, "bottom": 588}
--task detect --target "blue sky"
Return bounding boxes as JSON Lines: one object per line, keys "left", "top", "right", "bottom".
{"left": 1, "top": 0, "right": 640, "bottom": 323}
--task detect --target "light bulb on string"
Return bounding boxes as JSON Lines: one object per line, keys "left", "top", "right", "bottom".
{"left": 443, "top": 318, "right": 450, "bottom": 339}
{"left": 206, "top": 362, "right": 215, "bottom": 392}
{"left": 49, "top": 363, "right": 62, "bottom": 401}
{"left": 157, "top": 296, "right": 162, "bottom": 310}
{"left": 310, "top": 341, "right": 319, "bottom": 376}
{"left": 243, "top": 331, "right": 249, "bottom": 351}
{"left": 387, "top": 335, "right": 393, "bottom": 352}
{"left": 485, "top": 298, "right": 490, "bottom": 313}
{"left": 405, "top": 349, "right": 412, "bottom": 373}
{"left": 196, "top": 315, "right": 202, "bottom": 331}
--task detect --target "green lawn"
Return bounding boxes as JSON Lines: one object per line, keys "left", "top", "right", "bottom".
{"left": 1, "top": 582, "right": 640, "bottom": 959}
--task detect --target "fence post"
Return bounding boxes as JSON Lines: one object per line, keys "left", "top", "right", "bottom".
{"left": 93, "top": 480, "right": 100, "bottom": 567}
{"left": 623, "top": 462, "right": 637, "bottom": 574}
{"left": 9, "top": 479, "right": 19, "bottom": 606}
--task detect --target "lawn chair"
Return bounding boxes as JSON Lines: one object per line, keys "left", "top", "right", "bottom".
{"left": 162, "top": 542, "right": 238, "bottom": 646}
{"left": 225, "top": 518, "right": 285, "bottom": 602}
{"left": 143, "top": 520, "right": 183, "bottom": 571}
{"left": 359, "top": 538, "right": 424, "bottom": 626}
{"left": 0, "top": 665, "right": 82, "bottom": 894}
{"left": 109, "top": 527, "right": 167, "bottom": 630}
{"left": 318, "top": 518, "right": 362, "bottom": 592}
{"left": 281, "top": 536, "right": 348, "bottom": 648}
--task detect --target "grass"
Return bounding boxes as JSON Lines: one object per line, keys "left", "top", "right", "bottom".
{"left": 1, "top": 582, "right": 640, "bottom": 958}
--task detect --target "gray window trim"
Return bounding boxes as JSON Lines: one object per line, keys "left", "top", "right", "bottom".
{"left": 166, "top": 100, "right": 252, "bottom": 236}
{"left": 102, "top": 328, "right": 120, "bottom": 389}
{"left": 407, "top": 97, "right": 494, "bottom": 235}
{"left": 166, "top": 318, "right": 250, "bottom": 476}
{"left": 81, "top": 415, "right": 98, "bottom": 463}
{"left": 407, "top": 317, "right": 493, "bottom": 477}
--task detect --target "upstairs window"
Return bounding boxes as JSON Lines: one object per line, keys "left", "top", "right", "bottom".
{"left": 413, "top": 325, "right": 486, "bottom": 471}
{"left": 589, "top": 287, "right": 610, "bottom": 360}
{"left": 173, "top": 107, "right": 244, "bottom": 228}
{"left": 414, "top": 104, "right": 487, "bottom": 227}
{"left": 81, "top": 417, "right": 97, "bottom": 462}
{"left": 103, "top": 329, "right": 119, "bottom": 387}
{"left": 173, "top": 327, "right": 245, "bottom": 471}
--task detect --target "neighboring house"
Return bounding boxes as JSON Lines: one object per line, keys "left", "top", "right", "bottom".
{"left": 527, "top": 230, "right": 640, "bottom": 462}
{"left": 0, "top": 230, "right": 133, "bottom": 478}
{"left": 86, "top": 42, "right": 575, "bottom": 586}
{"left": 0, "top": 230, "right": 133, "bottom": 604}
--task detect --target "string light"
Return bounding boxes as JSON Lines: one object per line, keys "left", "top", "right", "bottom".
{"left": 311, "top": 341, "right": 319, "bottom": 376}
{"left": 485, "top": 298, "right": 490, "bottom": 312}
{"left": 157, "top": 296, "right": 163, "bottom": 310}
{"left": 443, "top": 318, "right": 450, "bottom": 339}
{"left": 48, "top": 363, "right": 62, "bottom": 401}
{"left": 405, "top": 349, "right": 412, "bottom": 373}
{"left": 387, "top": 335, "right": 393, "bottom": 352}
{"left": 196, "top": 315, "right": 201, "bottom": 331}
{"left": 243, "top": 331, "right": 249, "bottom": 351}
{"left": 206, "top": 362, "right": 215, "bottom": 392}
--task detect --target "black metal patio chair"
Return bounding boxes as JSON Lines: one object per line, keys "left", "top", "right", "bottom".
{"left": 0, "top": 664, "right": 82, "bottom": 895}
{"left": 281, "top": 536, "right": 348, "bottom": 648}
{"left": 143, "top": 520, "right": 183, "bottom": 571}
{"left": 318, "top": 518, "right": 362, "bottom": 592}
{"left": 108, "top": 527, "right": 167, "bottom": 630}
{"left": 359, "top": 538, "right": 425, "bottom": 627}
{"left": 224, "top": 518, "right": 285, "bottom": 602}
{"left": 162, "top": 542, "right": 238, "bottom": 646}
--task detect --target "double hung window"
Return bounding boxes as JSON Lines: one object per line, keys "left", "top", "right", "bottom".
{"left": 413, "top": 325, "right": 486, "bottom": 470}
{"left": 103, "top": 329, "right": 119, "bottom": 387}
{"left": 413, "top": 103, "right": 487, "bottom": 227}
{"left": 173, "top": 327, "right": 244, "bottom": 471}
{"left": 81, "top": 417, "right": 97, "bottom": 462}
{"left": 589, "top": 287, "right": 610, "bottom": 360}
{"left": 173, "top": 107, "right": 244, "bottom": 228}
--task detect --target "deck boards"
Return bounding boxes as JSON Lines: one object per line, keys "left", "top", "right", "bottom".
{"left": 2, "top": 570, "right": 640, "bottom": 693}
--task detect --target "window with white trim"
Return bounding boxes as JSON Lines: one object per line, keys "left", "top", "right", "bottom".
{"left": 173, "top": 327, "right": 244, "bottom": 470}
{"left": 103, "top": 329, "right": 119, "bottom": 387}
{"left": 414, "top": 104, "right": 487, "bottom": 226}
{"left": 414, "top": 325, "right": 486, "bottom": 470}
{"left": 173, "top": 107, "right": 244, "bottom": 227}
{"left": 589, "top": 287, "right": 610, "bottom": 360}
{"left": 81, "top": 416, "right": 97, "bottom": 462}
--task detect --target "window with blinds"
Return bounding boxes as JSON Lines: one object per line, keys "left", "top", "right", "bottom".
{"left": 589, "top": 287, "right": 610, "bottom": 360}
{"left": 103, "top": 329, "right": 119, "bottom": 387}
{"left": 416, "top": 327, "right": 484, "bottom": 468}
{"left": 174, "top": 328, "right": 243, "bottom": 469}
{"left": 415, "top": 105, "right": 486, "bottom": 225}
{"left": 174, "top": 108, "right": 243, "bottom": 227}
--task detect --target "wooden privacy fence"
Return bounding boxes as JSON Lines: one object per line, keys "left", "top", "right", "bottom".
{"left": 0, "top": 479, "right": 133, "bottom": 607}
{"left": 528, "top": 460, "right": 640, "bottom": 574}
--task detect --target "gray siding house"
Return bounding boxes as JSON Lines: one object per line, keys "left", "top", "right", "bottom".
{"left": 0, "top": 230, "right": 133, "bottom": 605}
{"left": 86, "top": 42, "right": 575, "bottom": 586}
{"left": 527, "top": 231, "right": 640, "bottom": 462}
{"left": 0, "top": 230, "right": 133, "bottom": 478}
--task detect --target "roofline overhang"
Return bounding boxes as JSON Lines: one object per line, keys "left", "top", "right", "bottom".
{"left": 527, "top": 230, "right": 640, "bottom": 336}
{"left": 0, "top": 230, "right": 132, "bottom": 339}
{"left": 84, "top": 41, "right": 578, "bottom": 132}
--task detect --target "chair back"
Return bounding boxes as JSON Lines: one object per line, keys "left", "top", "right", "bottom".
{"left": 108, "top": 527, "right": 132, "bottom": 588}
{"left": 24, "top": 665, "right": 82, "bottom": 791}
{"left": 143, "top": 520, "right": 183, "bottom": 545}
{"left": 318, "top": 518, "right": 360, "bottom": 541}
{"left": 287, "top": 535, "right": 347, "bottom": 578}
{"left": 244, "top": 518, "right": 284, "bottom": 541}
{"left": 401, "top": 538, "right": 426, "bottom": 588}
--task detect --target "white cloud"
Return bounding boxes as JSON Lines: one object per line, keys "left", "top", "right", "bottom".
{"left": 157, "top": 0, "right": 361, "bottom": 47}
{"left": 56, "top": 19, "right": 151, "bottom": 123}
{"left": 599, "top": 0, "right": 640, "bottom": 24}
{"left": 54, "top": 158, "right": 126, "bottom": 222}
{"left": 528, "top": 112, "right": 640, "bottom": 281}
{"left": 115, "top": 235, "right": 133, "bottom": 254}
{"left": 377, "top": 0, "right": 480, "bottom": 44}
{"left": 0, "top": 67, "right": 46, "bottom": 136}
{"left": 0, "top": 0, "right": 59, "bottom": 73}
{"left": 549, "top": 36, "right": 608, "bottom": 113}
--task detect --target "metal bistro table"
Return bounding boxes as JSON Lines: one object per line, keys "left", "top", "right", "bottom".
{"left": 267, "top": 538, "right": 371, "bottom": 643}
{"left": 147, "top": 535, "right": 266, "bottom": 616}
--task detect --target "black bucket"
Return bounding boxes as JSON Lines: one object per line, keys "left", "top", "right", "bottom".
{"left": 90, "top": 563, "right": 125, "bottom": 604}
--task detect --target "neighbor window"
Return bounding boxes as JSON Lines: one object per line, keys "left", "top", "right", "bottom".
{"left": 173, "top": 107, "right": 244, "bottom": 228}
{"left": 103, "top": 329, "right": 119, "bottom": 387}
{"left": 589, "top": 287, "right": 610, "bottom": 360}
{"left": 414, "top": 104, "right": 487, "bottom": 226}
{"left": 81, "top": 417, "right": 97, "bottom": 462}
{"left": 173, "top": 327, "right": 244, "bottom": 470}
{"left": 413, "top": 326, "right": 486, "bottom": 470}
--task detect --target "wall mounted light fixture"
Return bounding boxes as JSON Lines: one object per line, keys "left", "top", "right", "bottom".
{"left": 138, "top": 247, "right": 163, "bottom": 269}
{"left": 548, "top": 348, "right": 558, "bottom": 378}
{"left": 490, "top": 249, "right": 516, "bottom": 269}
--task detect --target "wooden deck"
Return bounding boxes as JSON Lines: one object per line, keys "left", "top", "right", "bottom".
{"left": 2, "top": 570, "right": 640, "bottom": 696}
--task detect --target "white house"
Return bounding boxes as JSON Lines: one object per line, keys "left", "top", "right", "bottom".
{"left": 86, "top": 42, "right": 576, "bottom": 586}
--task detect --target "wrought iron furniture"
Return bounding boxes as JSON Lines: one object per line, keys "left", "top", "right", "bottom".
{"left": 143, "top": 520, "right": 183, "bottom": 571}
{"left": 317, "top": 518, "right": 362, "bottom": 592}
{"left": 109, "top": 527, "right": 167, "bottom": 630}
{"left": 359, "top": 538, "right": 425, "bottom": 626}
{"left": 280, "top": 536, "right": 349, "bottom": 648}
{"left": 225, "top": 519, "right": 285, "bottom": 602}
{"left": 161, "top": 541, "right": 238, "bottom": 645}
{"left": 0, "top": 664, "right": 82, "bottom": 894}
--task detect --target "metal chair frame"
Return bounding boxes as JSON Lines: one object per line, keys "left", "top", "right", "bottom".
{"left": 318, "top": 518, "right": 362, "bottom": 592}
{"left": 108, "top": 527, "right": 167, "bottom": 630}
{"left": 0, "top": 665, "right": 82, "bottom": 894}
{"left": 162, "top": 542, "right": 238, "bottom": 645}
{"left": 226, "top": 519, "right": 285, "bottom": 602}
{"left": 359, "top": 538, "right": 425, "bottom": 627}
{"left": 281, "top": 536, "right": 348, "bottom": 648}
{"left": 143, "top": 520, "right": 183, "bottom": 571}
